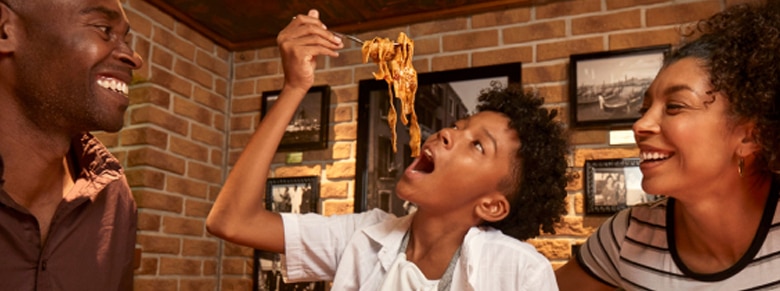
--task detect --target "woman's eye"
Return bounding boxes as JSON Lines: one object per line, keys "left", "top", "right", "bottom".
{"left": 665, "top": 103, "right": 684, "bottom": 114}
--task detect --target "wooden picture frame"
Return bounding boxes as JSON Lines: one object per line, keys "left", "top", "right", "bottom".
{"left": 252, "top": 176, "right": 325, "bottom": 291}
{"left": 569, "top": 45, "right": 670, "bottom": 128}
{"left": 261, "top": 85, "right": 330, "bottom": 152}
{"left": 584, "top": 158, "right": 657, "bottom": 215}
{"left": 354, "top": 63, "right": 522, "bottom": 215}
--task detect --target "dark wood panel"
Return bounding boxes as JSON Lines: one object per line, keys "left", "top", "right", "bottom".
{"left": 145, "top": 0, "right": 548, "bottom": 51}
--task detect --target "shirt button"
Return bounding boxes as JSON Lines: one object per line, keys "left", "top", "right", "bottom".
{"left": 41, "top": 260, "right": 47, "bottom": 271}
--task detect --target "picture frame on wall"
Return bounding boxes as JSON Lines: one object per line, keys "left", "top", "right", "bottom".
{"left": 569, "top": 45, "right": 670, "bottom": 128}
{"left": 584, "top": 158, "right": 658, "bottom": 215}
{"left": 261, "top": 85, "right": 330, "bottom": 152}
{"left": 354, "top": 63, "right": 522, "bottom": 216}
{"left": 252, "top": 176, "right": 325, "bottom": 291}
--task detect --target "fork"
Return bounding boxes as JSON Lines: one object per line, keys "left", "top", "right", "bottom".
{"left": 332, "top": 31, "right": 399, "bottom": 46}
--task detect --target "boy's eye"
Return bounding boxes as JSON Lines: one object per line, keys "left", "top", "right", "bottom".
{"left": 473, "top": 141, "right": 484, "bottom": 153}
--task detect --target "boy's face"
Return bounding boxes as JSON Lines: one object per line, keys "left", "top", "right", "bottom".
{"left": 396, "top": 111, "right": 520, "bottom": 214}
{"left": 9, "top": 0, "right": 143, "bottom": 133}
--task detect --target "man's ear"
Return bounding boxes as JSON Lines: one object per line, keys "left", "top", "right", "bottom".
{"left": 475, "top": 194, "right": 510, "bottom": 223}
{"left": 0, "top": 2, "right": 19, "bottom": 53}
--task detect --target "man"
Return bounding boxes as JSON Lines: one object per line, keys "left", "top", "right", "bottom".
{"left": 0, "top": 0, "right": 143, "bottom": 290}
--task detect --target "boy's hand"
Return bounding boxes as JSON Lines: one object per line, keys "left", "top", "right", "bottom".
{"left": 277, "top": 9, "right": 343, "bottom": 94}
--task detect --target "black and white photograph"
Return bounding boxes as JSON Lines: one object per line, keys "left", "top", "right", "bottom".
{"left": 355, "top": 63, "right": 522, "bottom": 216}
{"left": 262, "top": 85, "right": 330, "bottom": 152}
{"left": 584, "top": 158, "right": 657, "bottom": 214}
{"left": 569, "top": 45, "right": 670, "bottom": 128}
{"left": 253, "top": 176, "right": 324, "bottom": 291}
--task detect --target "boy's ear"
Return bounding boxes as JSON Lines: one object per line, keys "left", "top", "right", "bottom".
{"left": 0, "top": 2, "right": 18, "bottom": 53}
{"left": 475, "top": 194, "right": 509, "bottom": 223}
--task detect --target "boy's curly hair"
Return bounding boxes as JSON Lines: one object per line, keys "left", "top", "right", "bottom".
{"left": 476, "top": 82, "right": 571, "bottom": 241}
{"left": 667, "top": 2, "right": 780, "bottom": 173}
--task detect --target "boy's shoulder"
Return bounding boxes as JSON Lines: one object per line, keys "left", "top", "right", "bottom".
{"left": 463, "top": 227, "right": 547, "bottom": 260}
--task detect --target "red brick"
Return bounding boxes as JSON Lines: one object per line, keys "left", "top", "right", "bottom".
{"left": 537, "top": 37, "right": 604, "bottom": 62}
{"left": 187, "top": 161, "right": 223, "bottom": 184}
{"left": 431, "top": 54, "right": 468, "bottom": 72}
{"left": 170, "top": 136, "right": 209, "bottom": 162}
{"left": 647, "top": 1, "right": 721, "bottom": 27}
{"left": 159, "top": 257, "right": 202, "bottom": 275}
{"left": 185, "top": 199, "right": 213, "bottom": 218}
{"left": 192, "top": 123, "right": 225, "bottom": 147}
{"left": 442, "top": 30, "right": 499, "bottom": 52}
{"left": 472, "top": 7, "right": 531, "bottom": 28}
{"left": 129, "top": 105, "right": 189, "bottom": 135}
{"left": 523, "top": 63, "right": 568, "bottom": 84}
{"left": 127, "top": 147, "right": 186, "bottom": 174}
{"left": 162, "top": 216, "right": 204, "bottom": 236}
{"left": 472, "top": 46, "right": 533, "bottom": 68}
{"left": 152, "top": 26, "right": 196, "bottom": 61}
{"left": 572, "top": 10, "right": 641, "bottom": 35}
{"left": 129, "top": 85, "right": 171, "bottom": 107}
{"left": 504, "top": 20, "right": 566, "bottom": 44}
{"left": 136, "top": 234, "right": 181, "bottom": 254}
{"left": 174, "top": 96, "right": 213, "bottom": 125}
{"left": 606, "top": 0, "right": 667, "bottom": 10}
{"left": 150, "top": 66, "right": 193, "bottom": 98}
{"left": 192, "top": 86, "right": 227, "bottom": 112}
{"left": 133, "top": 278, "right": 177, "bottom": 291}
{"left": 182, "top": 238, "right": 219, "bottom": 256}
{"left": 235, "top": 61, "right": 279, "bottom": 79}
{"left": 537, "top": 0, "right": 601, "bottom": 19}
{"left": 137, "top": 211, "right": 161, "bottom": 231}
{"left": 133, "top": 189, "right": 183, "bottom": 213}
{"left": 125, "top": 168, "right": 165, "bottom": 189}
{"left": 180, "top": 279, "right": 217, "bottom": 291}
{"left": 166, "top": 174, "right": 209, "bottom": 198}
{"left": 120, "top": 127, "right": 168, "bottom": 148}
{"left": 610, "top": 28, "right": 682, "bottom": 50}
{"left": 173, "top": 59, "right": 214, "bottom": 89}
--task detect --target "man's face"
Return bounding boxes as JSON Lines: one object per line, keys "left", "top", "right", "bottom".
{"left": 11, "top": 0, "right": 143, "bottom": 133}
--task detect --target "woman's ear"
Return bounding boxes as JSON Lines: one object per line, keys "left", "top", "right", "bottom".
{"left": 475, "top": 194, "right": 510, "bottom": 223}
{"left": 736, "top": 121, "right": 760, "bottom": 157}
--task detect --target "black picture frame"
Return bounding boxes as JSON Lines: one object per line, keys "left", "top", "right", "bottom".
{"left": 569, "top": 45, "right": 670, "bottom": 128}
{"left": 253, "top": 176, "right": 325, "bottom": 291}
{"left": 261, "top": 85, "right": 330, "bottom": 152}
{"left": 584, "top": 158, "right": 657, "bottom": 215}
{"left": 354, "top": 63, "right": 522, "bottom": 215}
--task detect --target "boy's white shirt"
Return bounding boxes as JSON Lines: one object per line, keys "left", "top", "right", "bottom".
{"left": 281, "top": 208, "right": 558, "bottom": 291}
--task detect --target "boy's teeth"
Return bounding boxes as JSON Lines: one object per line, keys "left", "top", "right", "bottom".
{"left": 424, "top": 148, "right": 432, "bottom": 158}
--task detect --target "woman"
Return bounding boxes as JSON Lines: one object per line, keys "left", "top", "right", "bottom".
{"left": 556, "top": 2, "right": 780, "bottom": 290}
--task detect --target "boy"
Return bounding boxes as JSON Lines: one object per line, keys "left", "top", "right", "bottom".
{"left": 207, "top": 9, "right": 569, "bottom": 290}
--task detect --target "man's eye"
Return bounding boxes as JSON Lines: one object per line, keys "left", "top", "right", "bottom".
{"left": 473, "top": 141, "right": 484, "bottom": 153}
{"left": 96, "top": 25, "right": 111, "bottom": 34}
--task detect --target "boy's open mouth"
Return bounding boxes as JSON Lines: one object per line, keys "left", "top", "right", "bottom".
{"left": 412, "top": 148, "right": 435, "bottom": 173}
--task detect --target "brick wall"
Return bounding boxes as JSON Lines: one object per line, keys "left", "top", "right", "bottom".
{"left": 107, "top": 0, "right": 758, "bottom": 290}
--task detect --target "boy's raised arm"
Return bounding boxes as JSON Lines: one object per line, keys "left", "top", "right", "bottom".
{"left": 205, "top": 9, "right": 343, "bottom": 253}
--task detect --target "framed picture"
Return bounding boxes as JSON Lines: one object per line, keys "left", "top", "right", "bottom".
{"left": 354, "top": 63, "right": 522, "bottom": 215}
{"left": 253, "top": 176, "right": 325, "bottom": 291}
{"left": 569, "top": 45, "right": 670, "bottom": 128}
{"left": 261, "top": 85, "right": 330, "bottom": 152}
{"left": 584, "top": 158, "right": 658, "bottom": 215}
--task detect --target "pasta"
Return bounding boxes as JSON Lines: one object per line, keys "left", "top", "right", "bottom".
{"left": 362, "top": 32, "right": 420, "bottom": 157}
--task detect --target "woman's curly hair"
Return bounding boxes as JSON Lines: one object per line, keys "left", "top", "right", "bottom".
{"left": 476, "top": 82, "right": 572, "bottom": 241}
{"left": 666, "top": 2, "right": 780, "bottom": 173}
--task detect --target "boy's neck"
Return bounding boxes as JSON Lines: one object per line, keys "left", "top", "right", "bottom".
{"left": 404, "top": 214, "right": 472, "bottom": 279}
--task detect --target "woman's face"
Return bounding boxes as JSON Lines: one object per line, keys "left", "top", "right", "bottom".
{"left": 633, "top": 58, "right": 745, "bottom": 198}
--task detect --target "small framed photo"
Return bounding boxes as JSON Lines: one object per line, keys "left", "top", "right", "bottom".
{"left": 584, "top": 158, "right": 658, "bottom": 215}
{"left": 261, "top": 85, "right": 330, "bottom": 152}
{"left": 569, "top": 45, "right": 670, "bottom": 128}
{"left": 253, "top": 176, "right": 325, "bottom": 291}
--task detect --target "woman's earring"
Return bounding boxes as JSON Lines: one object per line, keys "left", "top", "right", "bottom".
{"left": 738, "top": 157, "right": 745, "bottom": 178}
